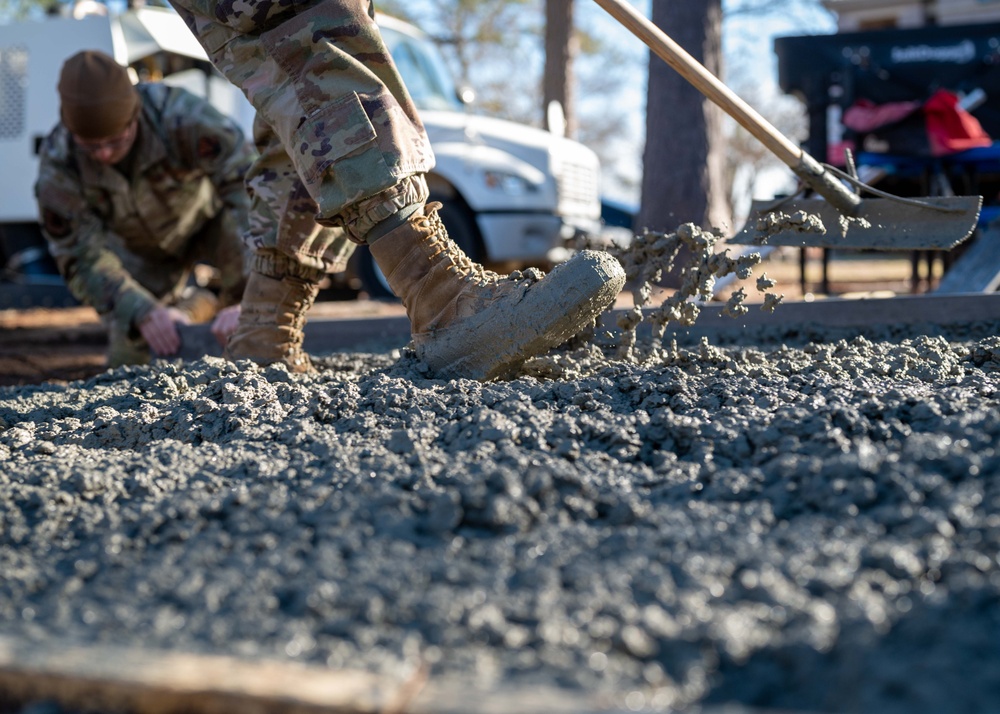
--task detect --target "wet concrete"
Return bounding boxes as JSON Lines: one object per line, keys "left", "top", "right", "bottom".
{"left": 3, "top": 223, "right": 1000, "bottom": 711}
{"left": 1, "top": 313, "right": 999, "bottom": 712}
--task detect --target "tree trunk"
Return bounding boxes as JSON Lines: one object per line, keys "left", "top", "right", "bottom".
{"left": 639, "top": 0, "right": 730, "bottom": 235}
{"left": 543, "top": 0, "right": 576, "bottom": 136}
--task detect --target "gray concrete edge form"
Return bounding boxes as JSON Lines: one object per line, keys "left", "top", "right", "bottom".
{"left": 175, "top": 293, "right": 1000, "bottom": 361}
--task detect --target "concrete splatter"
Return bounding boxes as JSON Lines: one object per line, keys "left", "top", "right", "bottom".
{"left": 606, "top": 223, "right": 783, "bottom": 361}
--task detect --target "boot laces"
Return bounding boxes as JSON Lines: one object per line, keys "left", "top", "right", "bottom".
{"left": 282, "top": 278, "right": 318, "bottom": 342}
{"left": 422, "top": 203, "right": 504, "bottom": 287}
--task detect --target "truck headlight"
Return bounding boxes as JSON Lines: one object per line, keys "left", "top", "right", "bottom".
{"left": 483, "top": 170, "right": 537, "bottom": 196}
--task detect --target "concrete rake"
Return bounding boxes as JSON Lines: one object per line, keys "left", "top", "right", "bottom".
{"left": 593, "top": 0, "right": 983, "bottom": 251}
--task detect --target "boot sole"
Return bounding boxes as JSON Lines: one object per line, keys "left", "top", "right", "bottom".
{"left": 415, "top": 250, "right": 626, "bottom": 381}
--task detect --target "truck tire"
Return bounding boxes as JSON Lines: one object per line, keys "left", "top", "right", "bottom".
{"left": 357, "top": 197, "right": 484, "bottom": 301}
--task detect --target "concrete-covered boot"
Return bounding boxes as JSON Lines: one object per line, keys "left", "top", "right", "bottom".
{"left": 369, "top": 202, "right": 626, "bottom": 380}
{"left": 224, "top": 271, "right": 318, "bottom": 373}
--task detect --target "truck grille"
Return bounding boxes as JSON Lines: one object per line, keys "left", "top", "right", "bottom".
{"left": 555, "top": 156, "right": 599, "bottom": 218}
{"left": 0, "top": 47, "right": 27, "bottom": 140}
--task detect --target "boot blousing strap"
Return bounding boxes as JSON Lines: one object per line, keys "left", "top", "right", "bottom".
{"left": 335, "top": 174, "right": 430, "bottom": 244}
{"left": 365, "top": 202, "right": 423, "bottom": 243}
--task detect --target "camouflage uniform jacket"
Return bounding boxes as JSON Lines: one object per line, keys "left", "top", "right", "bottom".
{"left": 35, "top": 83, "right": 255, "bottom": 330}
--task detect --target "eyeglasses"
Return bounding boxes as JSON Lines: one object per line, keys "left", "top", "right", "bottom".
{"left": 73, "top": 120, "right": 137, "bottom": 154}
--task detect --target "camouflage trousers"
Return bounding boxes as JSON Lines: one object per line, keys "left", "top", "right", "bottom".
{"left": 244, "top": 116, "right": 356, "bottom": 280}
{"left": 169, "top": 0, "right": 435, "bottom": 275}
{"left": 107, "top": 211, "right": 246, "bottom": 367}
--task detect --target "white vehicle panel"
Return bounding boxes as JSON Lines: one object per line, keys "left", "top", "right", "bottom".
{"left": 0, "top": 15, "right": 116, "bottom": 222}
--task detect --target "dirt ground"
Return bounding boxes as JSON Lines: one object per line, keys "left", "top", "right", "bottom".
{"left": 0, "top": 298, "right": 410, "bottom": 388}
{"left": 0, "top": 248, "right": 918, "bottom": 388}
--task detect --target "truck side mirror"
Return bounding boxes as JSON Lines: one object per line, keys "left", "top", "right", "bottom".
{"left": 546, "top": 100, "right": 566, "bottom": 138}
{"left": 457, "top": 86, "right": 476, "bottom": 106}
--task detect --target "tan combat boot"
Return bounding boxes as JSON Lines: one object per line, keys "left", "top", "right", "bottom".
{"left": 369, "top": 202, "right": 626, "bottom": 380}
{"left": 224, "top": 271, "right": 318, "bottom": 373}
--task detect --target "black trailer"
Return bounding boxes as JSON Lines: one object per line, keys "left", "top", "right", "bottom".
{"left": 776, "top": 22, "right": 1000, "bottom": 164}
{"left": 775, "top": 22, "right": 1000, "bottom": 293}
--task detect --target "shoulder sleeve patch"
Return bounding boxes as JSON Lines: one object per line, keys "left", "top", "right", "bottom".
{"left": 42, "top": 207, "right": 73, "bottom": 238}
{"left": 197, "top": 136, "right": 222, "bottom": 160}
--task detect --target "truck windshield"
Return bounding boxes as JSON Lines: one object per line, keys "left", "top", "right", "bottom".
{"left": 380, "top": 25, "right": 463, "bottom": 112}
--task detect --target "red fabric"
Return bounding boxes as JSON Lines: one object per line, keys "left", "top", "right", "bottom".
{"left": 924, "top": 89, "right": 992, "bottom": 155}
{"left": 843, "top": 98, "right": 922, "bottom": 133}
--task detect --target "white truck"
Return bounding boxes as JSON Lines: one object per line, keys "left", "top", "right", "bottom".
{"left": 0, "top": 6, "right": 604, "bottom": 306}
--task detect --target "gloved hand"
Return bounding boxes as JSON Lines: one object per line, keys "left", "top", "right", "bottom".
{"left": 138, "top": 306, "right": 190, "bottom": 356}
{"left": 211, "top": 304, "right": 241, "bottom": 347}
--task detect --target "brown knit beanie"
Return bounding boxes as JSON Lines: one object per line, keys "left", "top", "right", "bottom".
{"left": 58, "top": 51, "right": 140, "bottom": 139}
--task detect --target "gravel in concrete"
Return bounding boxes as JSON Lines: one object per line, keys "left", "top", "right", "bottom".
{"left": 2, "top": 315, "right": 999, "bottom": 712}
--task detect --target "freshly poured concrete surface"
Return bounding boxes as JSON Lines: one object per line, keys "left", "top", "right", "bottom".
{"left": 2, "top": 222, "right": 999, "bottom": 712}
{"left": 2, "top": 318, "right": 999, "bottom": 712}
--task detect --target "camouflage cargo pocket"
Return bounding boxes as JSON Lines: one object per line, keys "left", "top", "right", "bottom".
{"left": 288, "top": 92, "right": 395, "bottom": 194}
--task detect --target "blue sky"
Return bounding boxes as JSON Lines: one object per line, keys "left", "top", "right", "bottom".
{"left": 723, "top": 0, "right": 838, "bottom": 75}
